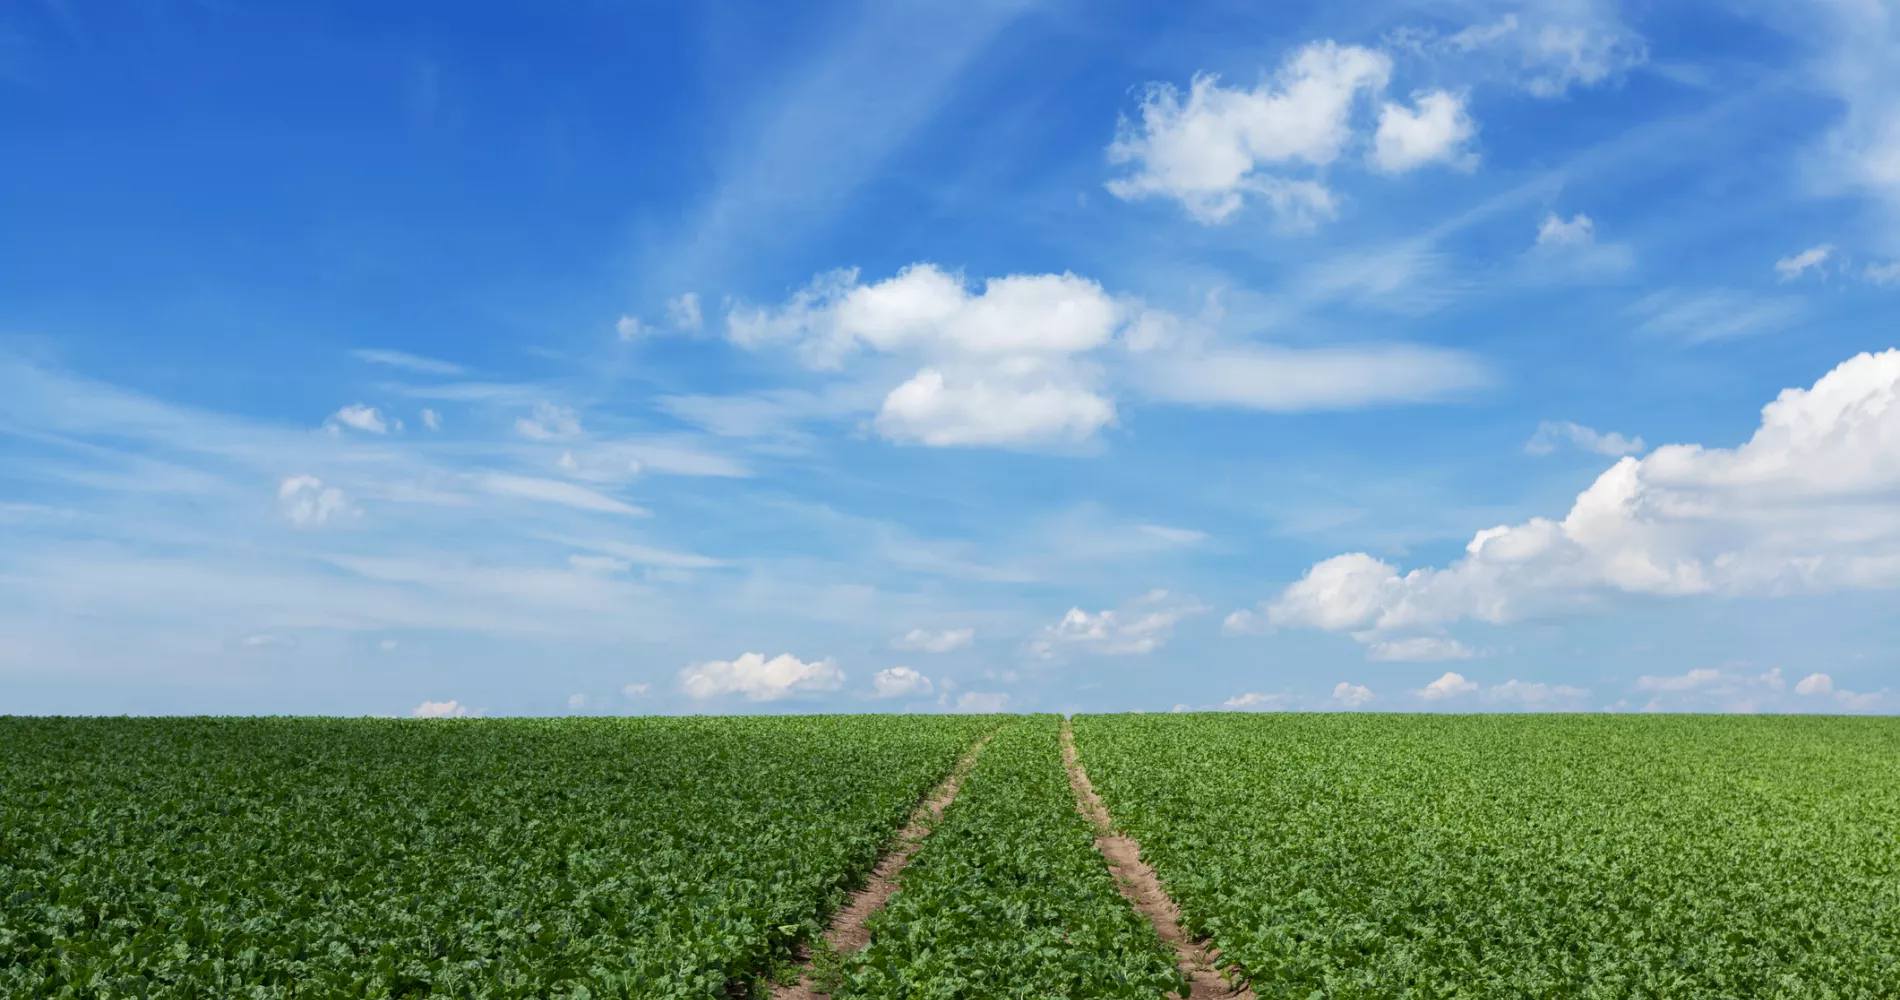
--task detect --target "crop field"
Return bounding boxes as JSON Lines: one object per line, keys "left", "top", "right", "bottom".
{"left": 7, "top": 712, "right": 1900, "bottom": 1000}
{"left": 1073, "top": 713, "right": 1900, "bottom": 999}
{"left": 835, "top": 714, "right": 1182, "bottom": 999}
{"left": 0, "top": 715, "right": 992, "bottom": 999}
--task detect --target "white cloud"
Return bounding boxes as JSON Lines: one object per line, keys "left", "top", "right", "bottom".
{"left": 893, "top": 627, "right": 974, "bottom": 653}
{"left": 516, "top": 402, "right": 583, "bottom": 441}
{"left": 1171, "top": 703, "right": 1192, "bottom": 713}
{"left": 1630, "top": 289, "right": 1805, "bottom": 343}
{"left": 1130, "top": 343, "right": 1490, "bottom": 411}
{"left": 616, "top": 315, "right": 643, "bottom": 341}
{"left": 552, "top": 537, "right": 726, "bottom": 570}
{"left": 1252, "top": 350, "right": 1900, "bottom": 640}
{"left": 1429, "top": 9, "right": 1647, "bottom": 98}
{"left": 330, "top": 404, "right": 389, "bottom": 434}
{"left": 1106, "top": 41, "right": 1392, "bottom": 224}
{"left": 678, "top": 652, "right": 844, "bottom": 701}
{"left": 478, "top": 473, "right": 648, "bottom": 516}
{"left": 1485, "top": 679, "right": 1590, "bottom": 706}
{"left": 1366, "top": 636, "right": 1476, "bottom": 662}
{"left": 730, "top": 264, "right": 1121, "bottom": 447}
{"left": 1371, "top": 90, "right": 1477, "bottom": 172}
{"left": 278, "top": 474, "right": 353, "bottom": 528}
{"left": 420, "top": 408, "right": 441, "bottom": 430}
{"left": 668, "top": 292, "right": 703, "bottom": 332}
{"left": 1525, "top": 420, "right": 1645, "bottom": 457}
{"left": 1868, "top": 262, "right": 1900, "bottom": 286}
{"left": 623, "top": 682, "right": 651, "bottom": 698}
{"left": 241, "top": 633, "right": 288, "bottom": 647}
{"left": 955, "top": 691, "right": 1009, "bottom": 713}
{"left": 873, "top": 665, "right": 934, "bottom": 698}
{"left": 1332, "top": 681, "right": 1374, "bottom": 707}
{"left": 1537, "top": 213, "right": 1596, "bottom": 247}
{"left": 412, "top": 699, "right": 468, "bottom": 718}
{"left": 568, "top": 693, "right": 589, "bottom": 711}
{"left": 1795, "top": 671, "right": 1833, "bottom": 695}
{"left": 349, "top": 349, "right": 465, "bottom": 375}
{"left": 1775, "top": 245, "right": 1833, "bottom": 281}
{"left": 1634, "top": 667, "right": 1725, "bottom": 692}
{"left": 1525, "top": 212, "right": 1634, "bottom": 280}
{"left": 1035, "top": 589, "right": 1205, "bottom": 656}
{"left": 568, "top": 554, "right": 630, "bottom": 574}
{"left": 1416, "top": 671, "right": 1479, "bottom": 700}
{"left": 379, "top": 639, "right": 398, "bottom": 651}
{"left": 1225, "top": 691, "right": 1291, "bottom": 709}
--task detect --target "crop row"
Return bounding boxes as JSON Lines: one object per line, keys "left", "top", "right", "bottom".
{"left": 1072, "top": 713, "right": 1900, "bottom": 999}
{"left": 0, "top": 714, "right": 993, "bottom": 999}
{"left": 835, "top": 714, "right": 1183, "bottom": 1000}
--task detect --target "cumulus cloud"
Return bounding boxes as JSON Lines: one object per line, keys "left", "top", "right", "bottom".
{"left": 279, "top": 474, "right": 353, "bottom": 528}
{"left": 1417, "top": 671, "right": 1479, "bottom": 700}
{"left": 1775, "top": 245, "right": 1833, "bottom": 281}
{"left": 1247, "top": 350, "right": 1900, "bottom": 643}
{"left": 420, "top": 408, "right": 441, "bottom": 430}
{"left": 1794, "top": 671, "right": 1833, "bottom": 695}
{"left": 955, "top": 691, "right": 1009, "bottom": 713}
{"left": 1371, "top": 90, "right": 1477, "bottom": 172}
{"left": 873, "top": 665, "right": 934, "bottom": 698}
{"left": 1366, "top": 637, "right": 1476, "bottom": 662}
{"left": 1333, "top": 681, "right": 1374, "bottom": 707}
{"left": 330, "top": 404, "right": 388, "bottom": 434}
{"left": 412, "top": 699, "right": 468, "bottom": 718}
{"left": 1525, "top": 212, "right": 1635, "bottom": 280}
{"left": 1106, "top": 41, "right": 1393, "bottom": 224}
{"left": 1034, "top": 589, "right": 1205, "bottom": 656}
{"left": 729, "top": 264, "right": 1121, "bottom": 447}
{"left": 517, "top": 402, "right": 583, "bottom": 441}
{"left": 1525, "top": 420, "right": 1645, "bottom": 457}
{"left": 668, "top": 292, "right": 704, "bottom": 332}
{"left": 623, "top": 682, "right": 651, "bottom": 698}
{"left": 678, "top": 652, "right": 844, "bottom": 701}
{"left": 893, "top": 627, "right": 974, "bottom": 653}
{"left": 616, "top": 315, "right": 643, "bottom": 341}
{"left": 1225, "top": 691, "right": 1292, "bottom": 710}
{"left": 567, "top": 693, "right": 590, "bottom": 711}
{"left": 1538, "top": 213, "right": 1595, "bottom": 247}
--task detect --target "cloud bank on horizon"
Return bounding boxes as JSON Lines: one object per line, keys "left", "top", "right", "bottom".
{"left": 1, "top": 0, "right": 1897, "bottom": 717}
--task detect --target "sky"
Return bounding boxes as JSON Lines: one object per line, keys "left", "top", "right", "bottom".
{"left": 3, "top": 0, "right": 1898, "bottom": 719}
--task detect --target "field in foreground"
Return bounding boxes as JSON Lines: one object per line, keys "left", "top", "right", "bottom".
{"left": 5, "top": 713, "right": 1899, "bottom": 999}
{"left": 0, "top": 715, "right": 992, "bottom": 998}
{"left": 1076, "top": 713, "right": 1900, "bottom": 999}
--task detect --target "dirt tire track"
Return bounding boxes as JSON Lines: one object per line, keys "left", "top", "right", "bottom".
{"left": 768, "top": 730, "right": 996, "bottom": 1000}
{"left": 1060, "top": 720, "right": 1254, "bottom": 1000}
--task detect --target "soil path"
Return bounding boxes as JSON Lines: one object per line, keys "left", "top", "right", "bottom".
{"left": 768, "top": 731, "right": 994, "bottom": 1000}
{"left": 1060, "top": 720, "right": 1254, "bottom": 1000}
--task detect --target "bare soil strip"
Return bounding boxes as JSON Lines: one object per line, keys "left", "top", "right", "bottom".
{"left": 768, "top": 732, "right": 994, "bottom": 1000}
{"left": 1060, "top": 720, "right": 1255, "bottom": 1000}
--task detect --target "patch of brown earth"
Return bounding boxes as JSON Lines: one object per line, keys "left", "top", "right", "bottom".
{"left": 768, "top": 732, "right": 993, "bottom": 1000}
{"left": 1060, "top": 720, "right": 1255, "bottom": 1000}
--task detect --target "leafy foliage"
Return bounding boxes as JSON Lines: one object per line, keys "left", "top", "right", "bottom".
{"left": 0, "top": 715, "right": 992, "bottom": 999}
{"left": 839, "top": 715, "right": 1185, "bottom": 1000}
{"left": 1073, "top": 713, "right": 1900, "bottom": 999}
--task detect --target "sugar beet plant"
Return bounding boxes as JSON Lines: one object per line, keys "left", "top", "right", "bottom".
{"left": 0, "top": 714, "right": 992, "bottom": 999}
{"left": 1073, "top": 713, "right": 1900, "bottom": 1000}
{"left": 837, "top": 715, "right": 1185, "bottom": 1000}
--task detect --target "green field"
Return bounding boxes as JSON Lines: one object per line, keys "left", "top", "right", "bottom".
{"left": 0, "top": 715, "right": 991, "bottom": 998}
{"left": 1074, "top": 713, "right": 1900, "bottom": 999}
{"left": 5, "top": 713, "right": 1900, "bottom": 999}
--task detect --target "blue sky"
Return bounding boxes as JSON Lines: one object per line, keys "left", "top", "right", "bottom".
{"left": 4, "top": 0, "right": 1898, "bottom": 717}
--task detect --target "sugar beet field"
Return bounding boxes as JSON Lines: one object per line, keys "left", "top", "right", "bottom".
{"left": 4, "top": 715, "right": 1899, "bottom": 999}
